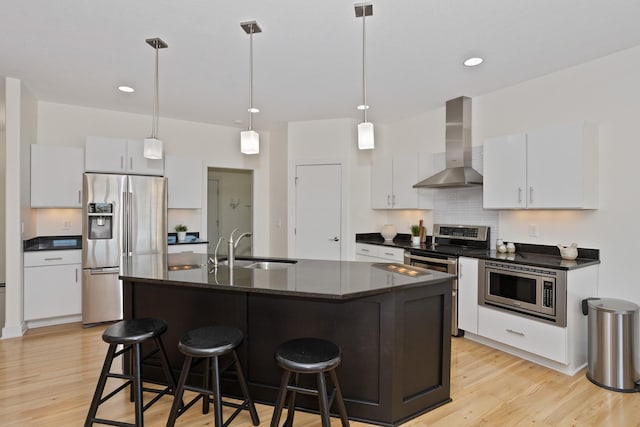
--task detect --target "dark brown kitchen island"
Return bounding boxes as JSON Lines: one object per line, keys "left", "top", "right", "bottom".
{"left": 121, "top": 254, "right": 453, "bottom": 426}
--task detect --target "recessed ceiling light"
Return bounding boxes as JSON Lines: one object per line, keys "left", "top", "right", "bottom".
{"left": 463, "top": 57, "right": 483, "bottom": 67}
{"left": 118, "top": 85, "right": 135, "bottom": 93}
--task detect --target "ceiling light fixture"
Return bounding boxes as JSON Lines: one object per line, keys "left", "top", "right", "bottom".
{"left": 355, "top": 3, "right": 374, "bottom": 150}
{"left": 118, "top": 85, "right": 135, "bottom": 93}
{"left": 240, "top": 21, "right": 262, "bottom": 155}
{"left": 143, "top": 37, "right": 167, "bottom": 160}
{"left": 463, "top": 57, "right": 483, "bottom": 67}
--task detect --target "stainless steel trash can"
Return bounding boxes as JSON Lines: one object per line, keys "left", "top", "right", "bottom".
{"left": 586, "top": 298, "right": 639, "bottom": 392}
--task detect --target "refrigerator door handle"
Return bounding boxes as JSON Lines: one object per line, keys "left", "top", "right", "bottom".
{"left": 122, "top": 191, "right": 129, "bottom": 255}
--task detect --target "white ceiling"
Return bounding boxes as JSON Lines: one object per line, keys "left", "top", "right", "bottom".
{"left": 2, "top": 0, "right": 640, "bottom": 131}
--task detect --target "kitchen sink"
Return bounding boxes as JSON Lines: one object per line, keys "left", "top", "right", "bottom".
{"left": 217, "top": 260, "right": 255, "bottom": 267}
{"left": 244, "top": 261, "right": 295, "bottom": 270}
{"left": 218, "top": 259, "right": 297, "bottom": 269}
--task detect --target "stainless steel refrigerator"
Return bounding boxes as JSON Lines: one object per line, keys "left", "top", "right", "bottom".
{"left": 82, "top": 173, "right": 167, "bottom": 325}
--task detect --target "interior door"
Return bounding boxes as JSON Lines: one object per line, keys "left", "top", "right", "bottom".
{"left": 295, "top": 164, "right": 342, "bottom": 260}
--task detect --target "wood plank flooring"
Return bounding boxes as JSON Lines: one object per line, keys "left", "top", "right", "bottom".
{"left": 0, "top": 323, "right": 638, "bottom": 426}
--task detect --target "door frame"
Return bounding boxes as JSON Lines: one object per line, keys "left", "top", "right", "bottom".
{"left": 288, "top": 159, "right": 350, "bottom": 260}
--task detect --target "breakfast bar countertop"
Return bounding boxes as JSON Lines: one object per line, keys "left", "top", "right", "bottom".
{"left": 120, "top": 253, "right": 454, "bottom": 300}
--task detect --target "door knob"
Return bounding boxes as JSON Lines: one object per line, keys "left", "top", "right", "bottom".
{"left": 330, "top": 237, "right": 340, "bottom": 242}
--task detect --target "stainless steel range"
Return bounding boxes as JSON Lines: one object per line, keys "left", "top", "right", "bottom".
{"left": 404, "top": 224, "right": 490, "bottom": 336}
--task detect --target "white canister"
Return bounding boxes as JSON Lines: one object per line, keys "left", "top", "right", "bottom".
{"left": 381, "top": 224, "right": 397, "bottom": 242}
{"left": 506, "top": 242, "right": 516, "bottom": 253}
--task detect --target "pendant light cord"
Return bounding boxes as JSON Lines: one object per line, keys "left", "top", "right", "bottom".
{"left": 362, "top": 11, "right": 368, "bottom": 124}
{"left": 152, "top": 45, "right": 159, "bottom": 138}
{"left": 248, "top": 24, "right": 254, "bottom": 131}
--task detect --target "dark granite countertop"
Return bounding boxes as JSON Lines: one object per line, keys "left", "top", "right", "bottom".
{"left": 356, "top": 234, "right": 600, "bottom": 270}
{"left": 23, "top": 235, "right": 82, "bottom": 252}
{"left": 120, "top": 253, "right": 454, "bottom": 300}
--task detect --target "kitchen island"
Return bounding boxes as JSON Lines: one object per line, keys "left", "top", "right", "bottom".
{"left": 121, "top": 253, "right": 454, "bottom": 426}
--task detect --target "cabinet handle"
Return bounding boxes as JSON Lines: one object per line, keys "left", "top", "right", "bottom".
{"left": 330, "top": 237, "right": 339, "bottom": 242}
{"left": 392, "top": 194, "right": 396, "bottom": 206}
{"left": 120, "top": 156, "right": 124, "bottom": 169}
{"left": 387, "top": 195, "right": 391, "bottom": 206}
{"left": 44, "top": 257, "right": 63, "bottom": 261}
{"left": 130, "top": 157, "right": 133, "bottom": 170}
{"left": 75, "top": 268, "right": 78, "bottom": 282}
{"left": 518, "top": 187, "right": 522, "bottom": 204}
{"left": 361, "top": 248, "right": 370, "bottom": 252}
{"left": 529, "top": 186, "right": 534, "bottom": 204}
{"left": 383, "top": 252, "right": 394, "bottom": 256}
{"left": 506, "top": 328, "right": 525, "bottom": 337}
{"left": 78, "top": 190, "right": 81, "bottom": 204}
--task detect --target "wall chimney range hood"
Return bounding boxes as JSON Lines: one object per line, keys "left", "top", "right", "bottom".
{"left": 413, "top": 96, "right": 483, "bottom": 188}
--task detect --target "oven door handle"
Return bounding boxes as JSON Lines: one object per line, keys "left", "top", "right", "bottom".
{"left": 404, "top": 252, "right": 457, "bottom": 265}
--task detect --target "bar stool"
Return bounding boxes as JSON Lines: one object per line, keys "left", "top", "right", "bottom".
{"left": 166, "top": 325, "right": 260, "bottom": 427}
{"left": 85, "top": 318, "right": 177, "bottom": 427}
{"left": 270, "top": 337, "right": 349, "bottom": 427}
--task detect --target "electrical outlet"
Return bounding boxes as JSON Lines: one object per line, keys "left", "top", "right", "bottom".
{"left": 63, "top": 221, "right": 71, "bottom": 230}
{"left": 529, "top": 224, "right": 539, "bottom": 237}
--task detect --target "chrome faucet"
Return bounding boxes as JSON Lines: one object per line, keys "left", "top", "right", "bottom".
{"left": 208, "top": 236, "right": 225, "bottom": 268}
{"left": 227, "top": 228, "right": 252, "bottom": 269}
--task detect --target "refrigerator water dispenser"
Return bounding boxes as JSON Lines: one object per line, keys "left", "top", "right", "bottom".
{"left": 88, "top": 203, "right": 113, "bottom": 240}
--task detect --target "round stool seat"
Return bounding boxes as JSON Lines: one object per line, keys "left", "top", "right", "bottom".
{"left": 178, "top": 326, "right": 244, "bottom": 358}
{"left": 275, "top": 337, "right": 342, "bottom": 373}
{"left": 102, "top": 318, "right": 168, "bottom": 345}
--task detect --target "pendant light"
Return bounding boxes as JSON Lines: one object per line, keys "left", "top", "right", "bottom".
{"left": 240, "top": 21, "right": 262, "bottom": 155}
{"left": 355, "top": 3, "right": 374, "bottom": 150}
{"left": 143, "top": 37, "right": 167, "bottom": 159}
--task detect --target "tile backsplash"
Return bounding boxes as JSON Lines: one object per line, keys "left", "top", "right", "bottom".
{"left": 432, "top": 147, "right": 499, "bottom": 248}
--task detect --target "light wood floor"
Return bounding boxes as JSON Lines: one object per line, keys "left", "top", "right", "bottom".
{"left": 0, "top": 323, "right": 638, "bottom": 426}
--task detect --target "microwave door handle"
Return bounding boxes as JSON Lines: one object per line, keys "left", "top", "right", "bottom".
{"left": 406, "top": 253, "right": 457, "bottom": 265}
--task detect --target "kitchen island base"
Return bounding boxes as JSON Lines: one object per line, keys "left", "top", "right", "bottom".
{"left": 122, "top": 261, "right": 452, "bottom": 426}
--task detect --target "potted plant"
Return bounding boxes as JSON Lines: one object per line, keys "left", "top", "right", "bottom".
{"left": 175, "top": 224, "right": 188, "bottom": 242}
{"left": 410, "top": 224, "right": 421, "bottom": 246}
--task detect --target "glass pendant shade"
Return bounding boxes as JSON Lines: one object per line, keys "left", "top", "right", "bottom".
{"left": 240, "top": 130, "right": 260, "bottom": 154}
{"left": 143, "top": 137, "right": 163, "bottom": 159}
{"left": 357, "top": 122, "right": 374, "bottom": 150}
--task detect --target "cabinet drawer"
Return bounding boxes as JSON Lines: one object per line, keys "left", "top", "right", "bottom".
{"left": 356, "top": 244, "right": 380, "bottom": 258}
{"left": 24, "top": 250, "right": 82, "bottom": 267}
{"left": 168, "top": 244, "right": 208, "bottom": 254}
{"left": 376, "top": 246, "right": 404, "bottom": 262}
{"left": 478, "top": 306, "right": 567, "bottom": 363}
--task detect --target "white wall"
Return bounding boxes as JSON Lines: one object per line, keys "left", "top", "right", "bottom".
{"left": 286, "top": 118, "right": 385, "bottom": 259}
{"left": 35, "top": 102, "right": 271, "bottom": 256}
{"left": 0, "top": 128, "right": 5, "bottom": 282}
{"left": 3, "top": 78, "right": 37, "bottom": 338}
{"left": 384, "top": 44, "right": 640, "bottom": 306}
{"left": 268, "top": 124, "right": 288, "bottom": 257}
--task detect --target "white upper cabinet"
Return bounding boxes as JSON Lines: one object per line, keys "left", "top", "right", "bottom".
{"left": 85, "top": 136, "right": 164, "bottom": 176}
{"left": 483, "top": 123, "right": 598, "bottom": 209}
{"left": 371, "top": 153, "right": 419, "bottom": 209}
{"left": 165, "top": 155, "right": 204, "bottom": 208}
{"left": 31, "top": 144, "right": 84, "bottom": 208}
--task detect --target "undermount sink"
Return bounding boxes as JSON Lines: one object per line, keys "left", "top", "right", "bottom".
{"left": 244, "top": 261, "right": 294, "bottom": 270}
{"left": 218, "top": 259, "right": 297, "bottom": 269}
{"left": 217, "top": 259, "right": 255, "bottom": 267}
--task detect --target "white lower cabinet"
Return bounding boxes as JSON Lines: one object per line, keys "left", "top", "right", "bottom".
{"left": 469, "top": 264, "right": 598, "bottom": 375}
{"left": 355, "top": 243, "right": 404, "bottom": 262}
{"left": 457, "top": 257, "right": 478, "bottom": 334}
{"left": 478, "top": 306, "right": 567, "bottom": 364}
{"left": 24, "top": 251, "right": 82, "bottom": 326}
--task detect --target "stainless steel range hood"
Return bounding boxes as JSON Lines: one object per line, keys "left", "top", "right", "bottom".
{"left": 413, "top": 96, "right": 483, "bottom": 188}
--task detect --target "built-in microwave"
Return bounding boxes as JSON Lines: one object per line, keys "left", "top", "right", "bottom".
{"left": 479, "top": 260, "right": 567, "bottom": 326}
